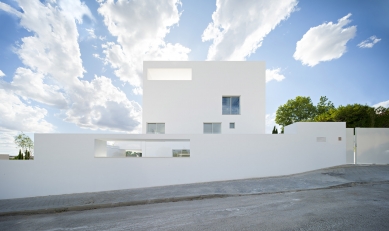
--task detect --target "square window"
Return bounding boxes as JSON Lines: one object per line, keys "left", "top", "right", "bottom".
{"left": 203, "top": 123, "right": 221, "bottom": 134}
{"left": 222, "top": 96, "right": 240, "bottom": 115}
{"left": 147, "top": 123, "right": 165, "bottom": 134}
{"left": 230, "top": 123, "right": 235, "bottom": 129}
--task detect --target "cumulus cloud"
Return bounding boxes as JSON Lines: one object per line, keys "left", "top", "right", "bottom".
{"left": 0, "top": 68, "right": 68, "bottom": 108}
{"left": 97, "top": 0, "right": 191, "bottom": 94}
{"left": 294, "top": 14, "right": 357, "bottom": 67}
{"left": 0, "top": 70, "right": 5, "bottom": 77}
{"left": 373, "top": 100, "right": 389, "bottom": 108}
{"left": 357, "top": 35, "right": 381, "bottom": 48}
{"left": 202, "top": 0, "right": 298, "bottom": 61}
{"left": 1, "top": 0, "right": 142, "bottom": 133}
{"left": 266, "top": 68, "right": 285, "bottom": 83}
{"left": 0, "top": 89, "right": 54, "bottom": 132}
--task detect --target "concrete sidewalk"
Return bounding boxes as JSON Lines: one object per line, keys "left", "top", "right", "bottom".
{"left": 1, "top": 165, "right": 389, "bottom": 216}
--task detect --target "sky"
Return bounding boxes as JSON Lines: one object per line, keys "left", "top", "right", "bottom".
{"left": 0, "top": 0, "right": 388, "bottom": 155}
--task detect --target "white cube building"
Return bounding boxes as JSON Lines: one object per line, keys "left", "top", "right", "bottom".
{"left": 142, "top": 61, "right": 266, "bottom": 134}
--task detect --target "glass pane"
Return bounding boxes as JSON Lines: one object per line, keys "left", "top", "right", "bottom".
{"left": 231, "top": 97, "right": 240, "bottom": 114}
{"left": 230, "top": 123, "right": 235, "bottom": 129}
{"left": 222, "top": 97, "right": 231, "bottom": 115}
{"left": 172, "top": 150, "right": 181, "bottom": 157}
{"left": 147, "top": 123, "right": 156, "bottom": 133}
{"left": 204, "top": 123, "right": 213, "bottom": 134}
{"left": 213, "top": 123, "right": 221, "bottom": 134}
{"left": 156, "top": 123, "right": 165, "bottom": 134}
{"left": 181, "top": 149, "right": 190, "bottom": 157}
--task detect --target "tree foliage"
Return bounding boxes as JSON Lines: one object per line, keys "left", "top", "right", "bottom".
{"left": 14, "top": 132, "right": 34, "bottom": 157}
{"left": 272, "top": 126, "right": 278, "bottom": 134}
{"left": 374, "top": 106, "right": 389, "bottom": 127}
{"left": 275, "top": 96, "right": 317, "bottom": 127}
{"left": 316, "top": 96, "right": 335, "bottom": 115}
{"left": 275, "top": 96, "right": 389, "bottom": 129}
{"left": 315, "top": 104, "right": 376, "bottom": 128}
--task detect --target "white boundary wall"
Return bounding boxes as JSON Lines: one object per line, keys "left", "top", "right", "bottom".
{"left": 356, "top": 128, "right": 389, "bottom": 164}
{"left": 0, "top": 123, "right": 346, "bottom": 199}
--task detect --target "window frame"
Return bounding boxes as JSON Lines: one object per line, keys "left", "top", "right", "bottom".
{"left": 229, "top": 122, "right": 235, "bottom": 129}
{"left": 203, "top": 123, "right": 222, "bottom": 134}
{"left": 222, "top": 96, "right": 240, "bottom": 115}
{"left": 146, "top": 123, "right": 165, "bottom": 134}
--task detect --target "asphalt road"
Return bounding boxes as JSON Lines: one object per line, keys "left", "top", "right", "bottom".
{"left": 1, "top": 183, "right": 389, "bottom": 231}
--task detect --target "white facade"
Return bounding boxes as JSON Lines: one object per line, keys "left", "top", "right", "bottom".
{"left": 142, "top": 61, "right": 266, "bottom": 134}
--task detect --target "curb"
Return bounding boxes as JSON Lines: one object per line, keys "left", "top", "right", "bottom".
{"left": 1, "top": 180, "right": 388, "bottom": 217}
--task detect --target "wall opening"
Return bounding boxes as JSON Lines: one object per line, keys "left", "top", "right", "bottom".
{"left": 95, "top": 140, "right": 190, "bottom": 158}
{"left": 147, "top": 68, "right": 192, "bottom": 80}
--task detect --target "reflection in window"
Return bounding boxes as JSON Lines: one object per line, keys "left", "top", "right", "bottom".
{"left": 203, "top": 123, "right": 221, "bottom": 134}
{"left": 222, "top": 96, "right": 240, "bottom": 115}
{"left": 147, "top": 123, "right": 165, "bottom": 134}
{"left": 173, "top": 149, "right": 190, "bottom": 157}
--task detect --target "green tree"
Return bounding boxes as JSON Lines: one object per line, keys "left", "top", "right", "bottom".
{"left": 316, "top": 96, "right": 335, "bottom": 115}
{"left": 14, "top": 132, "right": 34, "bottom": 158}
{"left": 374, "top": 106, "right": 389, "bottom": 127}
{"left": 315, "top": 104, "right": 375, "bottom": 128}
{"left": 272, "top": 126, "right": 277, "bottom": 134}
{"left": 275, "top": 96, "right": 317, "bottom": 128}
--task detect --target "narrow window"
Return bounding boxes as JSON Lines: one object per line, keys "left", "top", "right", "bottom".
{"left": 203, "top": 123, "right": 221, "bottom": 134}
{"left": 147, "top": 123, "right": 165, "bottom": 134}
{"left": 173, "top": 149, "right": 190, "bottom": 157}
{"left": 230, "top": 123, "right": 235, "bottom": 129}
{"left": 222, "top": 96, "right": 240, "bottom": 115}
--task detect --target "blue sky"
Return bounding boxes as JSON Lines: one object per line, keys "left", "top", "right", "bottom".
{"left": 0, "top": 0, "right": 388, "bottom": 155}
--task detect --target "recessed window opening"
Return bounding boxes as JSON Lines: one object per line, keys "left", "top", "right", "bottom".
{"left": 204, "top": 123, "right": 221, "bottom": 134}
{"left": 173, "top": 149, "right": 190, "bottom": 157}
{"left": 147, "top": 68, "right": 192, "bottom": 80}
{"left": 230, "top": 123, "right": 235, "bottom": 129}
{"left": 95, "top": 140, "right": 190, "bottom": 158}
{"left": 147, "top": 123, "right": 165, "bottom": 134}
{"left": 317, "top": 137, "right": 326, "bottom": 142}
{"left": 222, "top": 96, "right": 240, "bottom": 115}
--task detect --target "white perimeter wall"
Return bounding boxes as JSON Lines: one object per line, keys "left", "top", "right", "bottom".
{"left": 356, "top": 128, "right": 389, "bottom": 164}
{"left": 142, "top": 61, "right": 266, "bottom": 134}
{"left": 0, "top": 122, "right": 346, "bottom": 199}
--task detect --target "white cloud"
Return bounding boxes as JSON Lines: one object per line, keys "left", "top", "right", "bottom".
{"left": 294, "top": 14, "right": 357, "bottom": 67}
{"left": 266, "top": 68, "right": 285, "bottom": 83}
{"left": 0, "top": 70, "right": 5, "bottom": 77}
{"left": 0, "top": 2, "right": 23, "bottom": 17}
{"left": 64, "top": 75, "right": 142, "bottom": 132}
{"left": 357, "top": 35, "right": 381, "bottom": 48}
{"left": 58, "top": 0, "right": 94, "bottom": 23}
{"left": 86, "top": 28, "right": 97, "bottom": 39}
{"left": 2, "top": 0, "right": 142, "bottom": 133}
{"left": 0, "top": 68, "right": 68, "bottom": 108}
{"left": 0, "top": 89, "right": 54, "bottom": 133}
{"left": 202, "top": 0, "right": 298, "bottom": 61}
{"left": 97, "top": 0, "right": 191, "bottom": 94}
{"left": 373, "top": 100, "right": 389, "bottom": 108}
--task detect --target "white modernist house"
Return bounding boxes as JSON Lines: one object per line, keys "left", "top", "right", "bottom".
{"left": 143, "top": 61, "right": 266, "bottom": 135}
{"left": 2, "top": 61, "right": 377, "bottom": 200}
